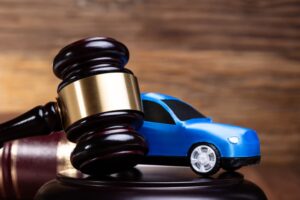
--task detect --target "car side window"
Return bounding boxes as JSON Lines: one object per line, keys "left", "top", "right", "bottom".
{"left": 142, "top": 100, "right": 175, "bottom": 124}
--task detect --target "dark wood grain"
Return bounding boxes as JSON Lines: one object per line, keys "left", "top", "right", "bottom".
{"left": 0, "top": 102, "right": 61, "bottom": 145}
{"left": 0, "top": 0, "right": 299, "bottom": 167}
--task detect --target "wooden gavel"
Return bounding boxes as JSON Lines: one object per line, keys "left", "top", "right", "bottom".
{"left": 0, "top": 37, "right": 148, "bottom": 175}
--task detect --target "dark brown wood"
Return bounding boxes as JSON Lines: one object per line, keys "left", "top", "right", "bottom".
{"left": 53, "top": 37, "right": 148, "bottom": 175}
{"left": 53, "top": 37, "right": 133, "bottom": 91}
{"left": 0, "top": 38, "right": 148, "bottom": 176}
{"left": 0, "top": 102, "right": 62, "bottom": 146}
{"left": 35, "top": 166, "right": 267, "bottom": 200}
{"left": 71, "top": 123, "right": 147, "bottom": 175}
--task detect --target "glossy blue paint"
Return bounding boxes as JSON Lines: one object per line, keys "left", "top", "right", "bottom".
{"left": 139, "top": 92, "right": 261, "bottom": 158}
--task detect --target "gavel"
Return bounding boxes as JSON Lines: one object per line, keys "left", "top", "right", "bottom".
{"left": 0, "top": 37, "right": 148, "bottom": 175}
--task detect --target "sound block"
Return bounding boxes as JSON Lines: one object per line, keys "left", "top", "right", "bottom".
{"left": 35, "top": 165, "right": 267, "bottom": 200}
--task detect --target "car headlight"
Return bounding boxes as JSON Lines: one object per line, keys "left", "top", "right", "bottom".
{"left": 228, "top": 136, "right": 239, "bottom": 144}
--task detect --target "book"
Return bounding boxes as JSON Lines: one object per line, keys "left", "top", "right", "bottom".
{"left": 0, "top": 132, "right": 74, "bottom": 199}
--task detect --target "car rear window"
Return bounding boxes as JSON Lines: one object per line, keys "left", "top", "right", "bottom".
{"left": 163, "top": 100, "right": 206, "bottom": 121}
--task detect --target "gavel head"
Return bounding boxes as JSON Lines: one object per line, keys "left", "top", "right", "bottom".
{"left": 53, "top": 37, "right": 148, "bottom": 175}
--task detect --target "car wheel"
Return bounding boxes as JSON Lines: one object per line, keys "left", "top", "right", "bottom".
{"left": 189, "top": 143, "right": 221, "bottom": 176}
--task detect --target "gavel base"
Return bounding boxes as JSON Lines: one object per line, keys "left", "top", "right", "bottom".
{"left": 35, "top": 165, "right": 267, "bottom": 200}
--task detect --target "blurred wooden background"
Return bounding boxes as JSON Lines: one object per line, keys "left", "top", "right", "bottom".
{"left": 0, "top": 0, "right": 299, "bottom": 167}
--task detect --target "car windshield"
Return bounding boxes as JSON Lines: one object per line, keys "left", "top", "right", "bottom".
{"left": 163, "top": 100, "right": 207, "bottom": 121}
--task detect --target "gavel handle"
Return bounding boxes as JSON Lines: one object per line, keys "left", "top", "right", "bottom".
{"left": 0, "top": 102, "right": 63, "bottom": 146}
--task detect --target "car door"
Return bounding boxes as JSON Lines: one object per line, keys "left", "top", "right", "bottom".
{"left": 139, "top": 100, "right": 183, "bottom": 156}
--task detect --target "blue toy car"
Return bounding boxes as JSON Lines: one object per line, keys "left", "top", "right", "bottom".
{"left": 139, "top": 93, "right": 261, "bottom": 176}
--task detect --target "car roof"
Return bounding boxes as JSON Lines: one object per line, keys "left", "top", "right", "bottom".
{"left": 141, "top": 92, "right": 179, "bottom": 101}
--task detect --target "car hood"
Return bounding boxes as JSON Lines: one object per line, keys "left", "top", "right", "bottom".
{"left": 183, "top": 119, "right": 251, "bottom": 137}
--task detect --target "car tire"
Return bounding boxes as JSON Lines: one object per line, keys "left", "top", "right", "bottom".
{"left": 188, "top": 143, "right": 221, "bottom": 176}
